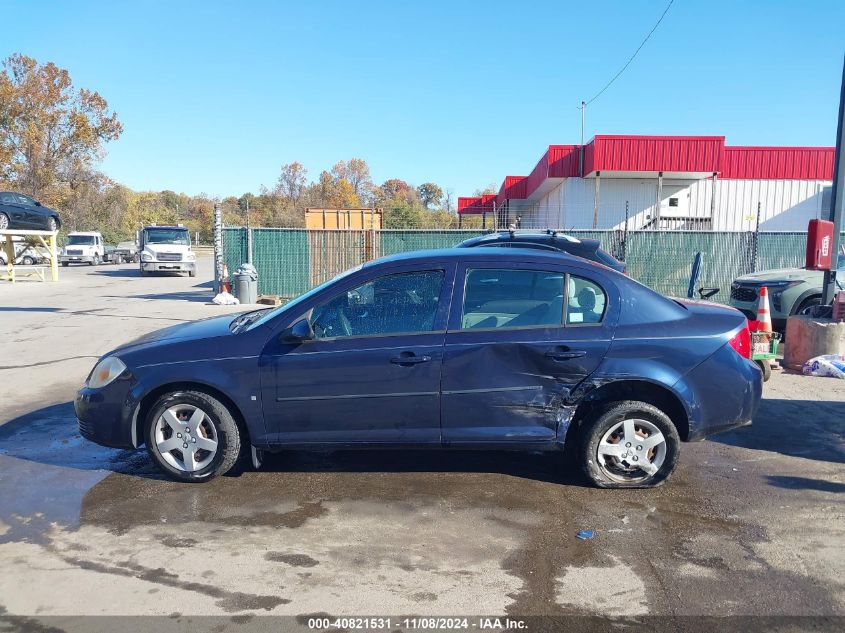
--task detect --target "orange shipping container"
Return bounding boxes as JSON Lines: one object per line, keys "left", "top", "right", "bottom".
{"left": 305, "top": 208, "right": 383, "bottom": 230}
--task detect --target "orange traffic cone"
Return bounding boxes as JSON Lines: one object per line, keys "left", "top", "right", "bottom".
{"left": 221, "top": 263, "right": 232, "bottom": 294}
{"left": 756, "top": 286, "right": 772, "bottom": 333}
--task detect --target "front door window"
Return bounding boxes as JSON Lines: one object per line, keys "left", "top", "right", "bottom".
{"left": 310, "top": 270, "right": 445, "bottom": 339}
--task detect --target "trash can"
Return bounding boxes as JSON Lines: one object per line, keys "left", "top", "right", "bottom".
{"left": 233, "top": 263, "right": 258, "bottom": 304}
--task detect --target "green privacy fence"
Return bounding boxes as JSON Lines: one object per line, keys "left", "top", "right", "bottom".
{"left": 223, "top": 228, "right": 843, "bottom": 304}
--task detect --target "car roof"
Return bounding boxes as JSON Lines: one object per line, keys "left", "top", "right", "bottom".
{"left": 368, "top": 247, "right": 606, "bottom": 271}
{"left": 460, "top": 231, "right": 601, "bottom": 249}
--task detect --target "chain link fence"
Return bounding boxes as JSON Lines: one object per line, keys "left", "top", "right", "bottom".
{"left": 223, "top": 227, "right": 842, "bottom": 304}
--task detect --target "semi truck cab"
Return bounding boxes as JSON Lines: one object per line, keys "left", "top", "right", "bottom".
{"left": 59, "top": 232, "right": 105, "bottom": 266}
{"left": 139, "top": 225, "right": 196, "bottom": 277}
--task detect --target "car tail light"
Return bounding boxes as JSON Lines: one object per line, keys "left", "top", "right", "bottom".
{"left": 728, "top": 323, "right": 751, "bottom": 359}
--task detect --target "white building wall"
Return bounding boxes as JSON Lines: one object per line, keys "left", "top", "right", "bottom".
{"left": 524, "top": 176, "right": 830, "bottom": 231}
{"left": 712, "top": 179, "right": 829, "bottom": 231}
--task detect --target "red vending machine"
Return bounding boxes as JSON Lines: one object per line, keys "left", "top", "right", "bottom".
{"left": 806, "top": 219, "right": 835, "bottom": 270}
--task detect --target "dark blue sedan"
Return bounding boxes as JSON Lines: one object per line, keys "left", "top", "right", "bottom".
{"left": 76, "top": 249, "right": 762, "bottom": 488}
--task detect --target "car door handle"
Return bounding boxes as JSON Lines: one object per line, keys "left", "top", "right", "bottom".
{"left": 545, "top": 350, "right": 587, "bottom": 361}
{"left": 390, "top": 354, "right": 432, "bottom": 365}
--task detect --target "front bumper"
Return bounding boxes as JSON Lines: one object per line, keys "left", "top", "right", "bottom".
{"left": 75, "top": 377, "right": 138, "bottom": 449}
{"left": 141, "top": 261, "right": 196, "bottom": 273}
{"left": 60, "top": 255, "right": 95, "bottom": 263}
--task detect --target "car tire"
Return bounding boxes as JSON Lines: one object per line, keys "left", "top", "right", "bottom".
{"left": 91, "top": 255, "right": 100, "bottom": 266}
{"left": 756, "top": 359, "right": 772, "bottom": 382}
{"left": 189, "top": 269, "right": 196, "bottom": 278}
{"left": 61, "top": 262, "right": 69, "bottom": 267}
{"left": 47, "top": 217, "right": 58, "bottom": 232}
{"left": 0, "top": 212, "right": 9, "bottom": 230}
{"left": 578, "top": 400, "right": 680, "bottom": 489}
{"left": 794, "top": 295, "right": 822, "bottom": 316}
{"left": 144, "top": 390, "right": 241, "bottom": 482}
{"left": 21, "top": 256, "right": 34, "bottom": 265}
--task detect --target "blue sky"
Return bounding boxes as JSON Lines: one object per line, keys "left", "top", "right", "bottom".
{"left": 4, "top": 0, "right": 844, "bottom": 198}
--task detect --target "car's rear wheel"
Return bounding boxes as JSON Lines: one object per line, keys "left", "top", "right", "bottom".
{"left": 756, "top": 359, "right": 772, "bottom": 382}
{"left": 145, "top": 390, "right": 241, "bottom": 482}
{"left": 579, "top": 400, "right": 680, "bottom": 488}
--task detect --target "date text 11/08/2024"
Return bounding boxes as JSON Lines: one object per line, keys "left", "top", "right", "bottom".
{"left": 306, "top": 617, "right": 528, "bottom": 630}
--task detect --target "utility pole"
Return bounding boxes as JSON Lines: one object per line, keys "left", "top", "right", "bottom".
{"left": 823, "top": 54, "right": 845, "bottom": 305}
{"left": 579, "top": 101, "right": 586, "bottom": 177}
{"left": 246, "top": 197, "right": 253, "bottom": 265}
{"left": 213, "top": 203, "right": 223, "bottom": 293}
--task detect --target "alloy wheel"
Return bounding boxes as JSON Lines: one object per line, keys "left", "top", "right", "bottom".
{"left": 48, "top": 218, "right": 57, "bottom": 232}
{"left": 153, "top": 404, "right": 219, "bottom": 473}
{"left": 596, "top": 418, "right": 667, "bottom": 483}
{"left": 0, "top": 214, "right": 8, "bottom": 230}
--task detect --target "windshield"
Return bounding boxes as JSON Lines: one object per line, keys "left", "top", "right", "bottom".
{"left": 144, "top": 229, "right": 189, "bottom": 245}
{"left": 67, "top": 235, "right": 96, "bottom": 245}
{"left": 246, "top": 264, "right": 364, "bottom": 331}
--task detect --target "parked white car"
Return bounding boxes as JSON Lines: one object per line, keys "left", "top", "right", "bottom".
{"left": 60, "top": 232, "right": 105, "bottom": 266}
{"left": 139, "top": 225, "right": 196, "bottom": 277}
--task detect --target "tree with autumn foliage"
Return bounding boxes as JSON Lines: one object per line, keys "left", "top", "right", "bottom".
{"left": 0, "top": 54, "right": 123, "bottom": 206}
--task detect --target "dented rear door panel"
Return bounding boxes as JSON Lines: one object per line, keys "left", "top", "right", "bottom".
{"left": 440, "top": 260, "right": 619, "bottom": 445}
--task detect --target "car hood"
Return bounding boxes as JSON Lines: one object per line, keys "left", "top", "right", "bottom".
{"left": 110, "top": 314, "right": 238, "bottom": 355}
{"left": 734, "top": 268, "right": 820, "bottom": 284}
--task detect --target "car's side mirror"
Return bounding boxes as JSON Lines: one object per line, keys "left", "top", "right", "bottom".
{"left": 280, "top": 318, "right": 314, "bottom": 343}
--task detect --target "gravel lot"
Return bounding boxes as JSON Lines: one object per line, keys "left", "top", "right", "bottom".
{"left": 0, "top": 259, "right": 843, "bottom": 629}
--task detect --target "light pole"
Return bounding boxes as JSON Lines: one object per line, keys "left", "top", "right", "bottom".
{"left": 822, "top": 54, "right": 845, "bottom": 305}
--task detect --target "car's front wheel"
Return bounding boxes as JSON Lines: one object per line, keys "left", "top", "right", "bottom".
{"left": 0, "top": 212, "right": 9, "bottom": 230}
{"left": 578, "top": 400, "right": 680, "bottom": 488}
{"left": 144, "top": 390, "right": 242, "bottom": 482}
{"left": 47, "top": 217, "right": 58, "bottom": 232}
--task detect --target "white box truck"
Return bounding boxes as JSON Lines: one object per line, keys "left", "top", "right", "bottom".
{"left": 59, "top": 231, "right": 105, "bottom": 266}
{"left": 139, "top": 225, "right": 196, "bottom": 277}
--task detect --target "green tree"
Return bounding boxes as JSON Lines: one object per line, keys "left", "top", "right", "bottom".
{"left": 384, "top": 204, "right": 422, "bottom": 229}
{"left": 417, "top": 182, "right": 443, "bottom": 209}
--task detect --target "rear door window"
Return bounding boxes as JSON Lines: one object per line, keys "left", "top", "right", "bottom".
{"left": 566, "top": 276, "right": 607, "bottom": 325}
{"left": 461, "top": 268, "right": 565, "bottom": 329}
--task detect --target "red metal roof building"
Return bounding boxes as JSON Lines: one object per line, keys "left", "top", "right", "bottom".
{"left": 459, "top": 135, "right": 835, "bottom": 231}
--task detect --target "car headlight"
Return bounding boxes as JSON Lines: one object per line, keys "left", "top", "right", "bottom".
{"left": 141, "top": 252, "right": 153, "bottom": 261}
{"left": 185, "top": 252, "right": 196, "bottom": 261}
{"left": 768, "top": 280, "right": 803, "bottom": 311}
{"left": 87, "top": 357, "right": 127, "bottom": 389}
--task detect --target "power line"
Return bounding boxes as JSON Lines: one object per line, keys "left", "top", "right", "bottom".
{"left": 584, "top": 0, "right": 675, "bottom": 106}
